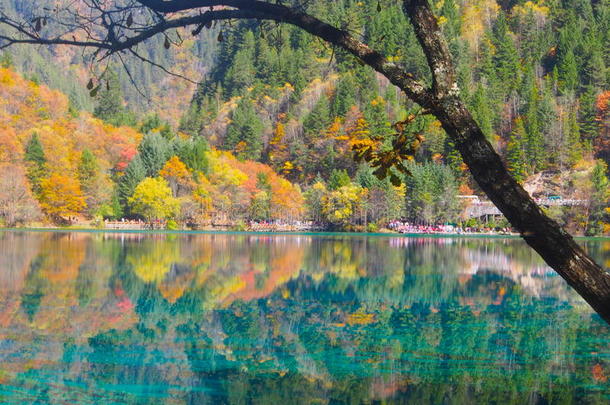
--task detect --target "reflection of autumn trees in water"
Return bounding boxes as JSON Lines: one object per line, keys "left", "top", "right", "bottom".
{"left": 0, "top": 231, "right": 609, "bottom": 403}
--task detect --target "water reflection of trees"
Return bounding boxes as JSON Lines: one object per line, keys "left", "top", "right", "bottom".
{"left": 0, "top": 231, "right": 609, "bottom": 404}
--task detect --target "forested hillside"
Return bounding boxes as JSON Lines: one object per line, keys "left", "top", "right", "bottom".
{"left": 1, "top": 0, "right": 219, "bottom": 124}
{"left": 0, "top": 67, "right": 303, "bottom": 228}
{"left": 0, "top": 0, "right": 609, "bottom": 234}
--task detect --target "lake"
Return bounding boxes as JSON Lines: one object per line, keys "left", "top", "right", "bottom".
{"left": 0, "top": 231, "right": 609, "bottom": 404}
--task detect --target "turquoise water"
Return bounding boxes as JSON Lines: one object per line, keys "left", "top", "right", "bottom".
{"left": 0, "top": 231, "right": 609, "bottom": 404}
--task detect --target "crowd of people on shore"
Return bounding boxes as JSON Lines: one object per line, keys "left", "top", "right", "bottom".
{"left": 99, "top": 218, "right": 514, "bottom": 235}
{"left": 246, "top": 220, "right": 514, "bottom": 235}
{"left": 386, "top": 221, "right": 514, "bottom": 235}
{"left": 248, "top": 220, "right": 324, "bottom": 232}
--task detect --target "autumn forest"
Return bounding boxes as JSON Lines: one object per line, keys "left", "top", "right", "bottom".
{"left": 0, "top": 0, "right": 608, "bottom": 234}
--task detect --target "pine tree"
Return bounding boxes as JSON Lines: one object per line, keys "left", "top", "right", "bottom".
{"left": 364, "top": 97, "right": 392, "bottom": 141}
{"left": 566, "top": 109, "right": 583, "bottom": 166}
{"left": 24, "top": 133, "right": 46, "bottom": 196}
{"left": 178, "top": 103, "right": 204, "bottom": 137}
{"left": 225, "top": 31, "right": 256, "bottom": 96}
{"left": 78, "top": 150, "right": 98, "bottom": 186}
{"left": 582, "top": 35, "right": 607, "bottom": 90}
{"left": 506, "top": 118, "right": 528, "bottom": 182}
{"left": 303, "top": 94, "right": 332, "bottom": 139}
{"left": 331, "top": 74, "right": 357, "bottom": 118}
{"left": 470, "top": 85, "right": 494, "bottom": 141}
{"left": 558, "top": 47, "right": 579, "bottom": 94}
{"left": 93, "top": 69, "right": 135, "bottom": 126}
{"left": 328, "top": 169, "right": 351, "bottom": 190}
{"left": 225, "top": 97, "right": 264, "bottom": 160}
{"left": 175, "top": 136, "right": 209, "bottom": 173}
{"left": 138, "top": 132, "right": 172, "bottom": 177}
{"left": 117, "top": 155, "right": 146, "bottom": 213}
{"left": 439, "top": 0, "right": 461, "bottom": 42}
{"left": 579, "top": 87, "right": 600, "bottom": 144}
{"left": 524, "top": 78, "right": 545, "bottom": 171}
{"left": 139, "top": 113, "right": 163, "bottom": 134}
{"left": 492, "top": 12, "right": 521, "bottom": 95}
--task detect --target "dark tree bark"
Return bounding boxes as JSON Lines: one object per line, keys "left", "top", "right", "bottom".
{"left": 1, "top": 0, "right": 609, "bottom": 320}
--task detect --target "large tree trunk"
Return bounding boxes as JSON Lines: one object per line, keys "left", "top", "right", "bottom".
{"left": 402, "top": 0, "right": 610, "bottom": 321}
{"left": 434, "top": 96, "right": 610, "bottom": 321}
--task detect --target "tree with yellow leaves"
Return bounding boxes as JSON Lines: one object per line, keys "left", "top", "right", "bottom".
{"left": 128, "top": 177, "right": 180, "bottom": 223}
{"left": 39, "top": 174, "right": 86, "bottom": 223}
{"left": 321, "top": 183, "right": 367, "bottom": 228}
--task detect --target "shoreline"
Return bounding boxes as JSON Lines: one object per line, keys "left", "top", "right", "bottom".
{"left": 1, "top": 227, "right": 608, "bottom": 240}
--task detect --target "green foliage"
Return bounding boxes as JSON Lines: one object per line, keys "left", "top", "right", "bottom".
{"left": 328, "top": 169, "right": 351, "bottom": 190}
{"left": 404, "top": 162, "right": 459, "bottom": 224}
{"left": 303, "top": 94, "right": 332, "bottom": 140}
{"left": 491, "top": 12, "right": 521, "bottom": 94}
{"left": 331, "top": 74, "right": 357, "bottom": 117}
{"left": 138, "top": 132, "right": 172, "bottom": 177}
{"left": 0, "top": 52, "right": 13, "bottom": 68}
{"left": 225, "top": 97, "right": 264, "bottom": 160}
{"left": 586, "top": 160, "right": 610, "bottom": 235}
{"left": 225, "top": 31, "right": 256, "bottom": 96}
{"left": 558, "top": 47, "right": 579, "bottom": 94}
{"left": 93, "top": 69, "right": 136, "bottom": 127}
{"left": 24, "top": 133, "right": 46, "bottom": 196}
{"left": 174, "top": 136, "right": 210, "bottom": 173}
{"left": 506, "top": 118, "right": 528, "bottom": 182}
{"left": 249, "top": 191, "right": 271, "bottom": 221}
{"left": 78, "top": 149, "right": 98, "bottom": 187}
{"left": 118, "top": 155, "right": 146, "bottom": 212}
{"left": 140, "top": 113, "right": 174, "bottom": 139}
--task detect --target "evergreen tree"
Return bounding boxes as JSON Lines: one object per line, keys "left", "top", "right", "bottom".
{"left": 117, "top": 155, "right": 146, "bottom": 213}
{"left": 303, "top": 94, "right": 332, "bottom": 139}
{"left": 587, "top": 160, "right": 610, "bottom": 235}
{"left": 439, "top": 0, "right": 461, "bottom": 42}
{"left": 470, "top": 85, "right": 494, "bottom": 141}
{"left": 225, "top": 31, "right": 256, "bottom": 96}
{"left": 404, "top": 162, "right": 459, "bottom": 224}
{"left": 578, "top": 87, "right": 600, "bottom": 144}
{"left": 0, "top": 52, "right": 13, "bottom": 68}
{"left": 523, "top": 78, "right": 545, "bottom": 171}
{"left": 78, "top": 149, "right": 99, "bottom": 192}
{"left": 582, "top": 30, "right": 607, "bottom": 90}
{"left": 24, "top": 133, "right": 46, "bottom": 196}
{"left": 558, "top": 47, "right": 579, "bottom": 94}
{"left": 225, "top": 97, "right": 264, "bottom": 160}
{"left": 331, "top": 74, "right": 357, "bottom": 117}
{"left": 179, "top": 103, "right": 204, "bottom": 137}
{"left": 328, "top": 169, "right": 351, "bottom": 190}
{"left": 93, "top": 69, "right": 136, "bottom": 127}
{"left": 491, "top": 12, "right": 521, "bottom": 95}
{"left": 506, "top": 118, "right": 528, "bottom": 182}
{"left": 566, "top": 109, "right": 583, "bottom": 166}
{"left": 139, "top": 113, "right": 163, "bottom": 134}
{"left": 138, "top": 132, "right": 172, "bottom": 177}
{"left": 175, "top": 136, "right": 210, "bottom": 173}
{"left": 364, "top": 97, "right": 392, "bottom": 140}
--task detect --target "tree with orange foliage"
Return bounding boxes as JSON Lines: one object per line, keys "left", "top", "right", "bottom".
{"left": 159, "top": 156, "right": 193, "bottom": 197}
{"left": 39, "top": 174, "right": 86, "bottom": 223}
